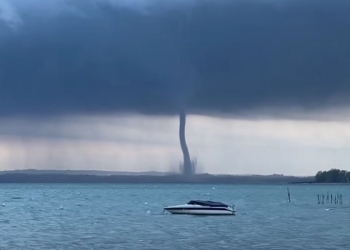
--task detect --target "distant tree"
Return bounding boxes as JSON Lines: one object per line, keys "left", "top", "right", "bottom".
{"left": 315, "top": 171, "right": 327, "bottom": 182}
{"left": 329, "top": 169, "right": 341, "bottom": 182}
{"left": 339, "top": 170, "right": 348, "bottom": 182}
{"left": 347, "top": 172, "right": 350, "bottom": 183}
{"left": 315, "top": 169, "right": 349, "bottom": 183}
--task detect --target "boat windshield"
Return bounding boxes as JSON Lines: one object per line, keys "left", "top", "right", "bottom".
{"left": 187, "top": 200, "right": 228, "bottom": 207}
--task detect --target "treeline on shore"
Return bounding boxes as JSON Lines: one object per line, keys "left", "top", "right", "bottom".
{"left": 315, "top": 169, "right": 350, "bottom": 183}
{"left": 0, "top": 173, "right": 312, "bottom": 184}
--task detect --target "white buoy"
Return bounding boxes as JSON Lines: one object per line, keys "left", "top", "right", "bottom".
{"left": 146, "top": 210, "right": 151, "bottom": 214}
{"left": 145, "top": 202, "right": 148, "bottom": 205}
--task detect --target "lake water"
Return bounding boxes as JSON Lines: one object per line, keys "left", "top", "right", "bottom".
{"left": 0, "top": 184, "right": 349, "bottom": 249}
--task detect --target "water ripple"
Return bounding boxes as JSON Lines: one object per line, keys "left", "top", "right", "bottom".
{"left": 0, "top": 184, "right": 349, "bottom": 249}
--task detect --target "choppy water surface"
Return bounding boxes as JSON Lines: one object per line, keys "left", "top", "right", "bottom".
{"left": 0, "top": 184, "right": 349, "bottom": 249}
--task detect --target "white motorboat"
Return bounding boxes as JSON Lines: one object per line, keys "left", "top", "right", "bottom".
{"left": 164, "top": 200, "right": 236, "bottom": 215}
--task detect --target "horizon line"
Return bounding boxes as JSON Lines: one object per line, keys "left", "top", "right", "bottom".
{"left": 0, "top": 169, "right": 314, "bottom": 177}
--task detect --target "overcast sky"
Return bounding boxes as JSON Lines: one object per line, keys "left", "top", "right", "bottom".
{"left": 1, "top": 0, "right": 350, "bottom": 175}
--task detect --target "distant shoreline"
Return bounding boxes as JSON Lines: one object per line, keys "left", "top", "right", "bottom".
{"left": 0, "top": 170, "right": 315, "bottom": 184}
{"left": 291, "top": 182, "right": 350, "bottom": 185}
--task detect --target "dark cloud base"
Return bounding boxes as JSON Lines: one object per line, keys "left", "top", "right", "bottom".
{"left": 1, "top": 0, "right": 350, "bottom": 118}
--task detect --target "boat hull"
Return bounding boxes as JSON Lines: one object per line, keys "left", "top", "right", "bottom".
{"left": 164, "top": 205, "right": 235, "bottom": 215}
{"left": 165, "top": 209, "right": 235, "bottom": 215}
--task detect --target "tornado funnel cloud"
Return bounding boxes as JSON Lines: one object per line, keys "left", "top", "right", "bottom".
{"left": 179, "top": 110, "right": 195, "bottom": 175}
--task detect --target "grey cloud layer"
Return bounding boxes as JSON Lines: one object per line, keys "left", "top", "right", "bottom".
{"left": 1, "top": 0, "right": 350, "bottom": 118}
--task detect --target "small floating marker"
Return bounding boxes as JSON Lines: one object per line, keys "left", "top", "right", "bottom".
{"left": 146, "top": 210, "right": 151, "bottom": 214}
{"left": 144, "top": 202, "right": 148, "bottom": 205}
{"left": 340, "top": 194, "right": 343, "bottom": 205}
{"left": 59, "top": 206, "right": 64, "bottom": 210}
{"left": 287, "top": 187, "right": 291, "bottom": 202}
{"left": 212, "top": 187, "right": 216, "bottom": 190}
{"left": 1, "top": 203, "right": 5, "bottom": 207}
{"left": 317, "top": 192, "right": 344, "bottom": 205}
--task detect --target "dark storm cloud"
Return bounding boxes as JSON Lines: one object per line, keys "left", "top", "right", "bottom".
{"left": 1, "top": 0, "right": 350, "bottom": 118}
